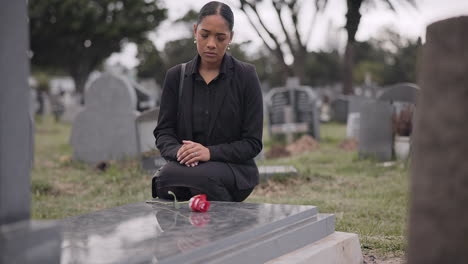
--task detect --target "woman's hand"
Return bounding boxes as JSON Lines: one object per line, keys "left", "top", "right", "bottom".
{"left": 177, "top": 140, "right": 210, "bottom": 167}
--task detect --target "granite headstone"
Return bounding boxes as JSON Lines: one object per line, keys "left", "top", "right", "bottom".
{"left": 358, "top": 100, "right": 394, "bottom": 161}
{"left": 1, "top": 2, "right": 61, "bottom": 263}
{"left": 60, "top": 201, "right": 335, "bottom": 264}
{"left": 266, "top": 77, "right": 320, "bottom": 140}
{"left": 70, "top": 73, "right": 139, "bottom": 163}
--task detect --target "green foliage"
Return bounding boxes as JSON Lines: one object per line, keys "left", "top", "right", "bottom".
{"left": 304, "top": 50, "right": 342, "bottom": 86}
{"left": 29, "top": 0, "right": 167, "bottom": 93}
{"left": 353, "top": 30, "right": 420, "bottom": 85}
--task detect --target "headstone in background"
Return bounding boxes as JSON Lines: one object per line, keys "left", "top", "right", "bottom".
{"left": 408, "top": 16, "right": 468, "bottom": 264}
{"left": 345, "top": 96, "right": 372, "bottom": 140}
{"left": 345, "top": 112, "right": 360, "bottom": 139}
{"left": 0, "top": 1, "right": 61, "bottom": 263}
{"left": 70, "top": 73, "right": 139, "bottom": 163}
{"left": 331, "top": 96, "right": 348, "bottom": 123}
{"left": 354, "top": 84, "right": 380, "bottom": 99}
{"left": 136, "top": 108, "right": 159, "bottom": 154}
{"left": 266, "top": 77, "right": 320, "bottom": 141}
{"left": 258, "top": 165, "right": 298, "bottom": 181}
{"left": 358, "top": 101, "right": 393, "bottom": 161}
{"left": 378, "top": 82, "right": 419, "bottom": 103}
{"left": 136, "top": 108, "right": 167, "bottom": 172}
{"left": 61, "top": 93, "right": 84, "bottom": 123}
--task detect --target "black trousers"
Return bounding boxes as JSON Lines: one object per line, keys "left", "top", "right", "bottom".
{"left": 154, "top": 161, "right": 253, "bottom": 202}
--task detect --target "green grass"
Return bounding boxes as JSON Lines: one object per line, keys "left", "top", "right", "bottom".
{"left": 31, "top": 116, "right": 409, "bottom": 257}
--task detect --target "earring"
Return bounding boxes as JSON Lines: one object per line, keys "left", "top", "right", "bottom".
{"left": 194, "top": 39, "right": 197, "bottom": 44}
{"left": 227, "top": 43, "right": 231, "bottom": 50}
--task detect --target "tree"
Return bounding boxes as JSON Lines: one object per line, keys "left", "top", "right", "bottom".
{"left": 343, "top": 0, "right": 416, "bottom": 94}
{"left": 29, "top": 0, "right": 167, "bottom": 98}
{"left": 236, "top": 0, "right": 328, "bottom": 82}
{"left": 351, "top": 29, "right": 420, "bottom": 86}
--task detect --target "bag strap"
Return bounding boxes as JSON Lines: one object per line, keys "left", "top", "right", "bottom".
{"left": 179, "top": 63, "right": 186, "bottom": 101}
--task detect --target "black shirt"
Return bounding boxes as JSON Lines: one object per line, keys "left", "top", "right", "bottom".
{"left": 191, "top": 55, "right": 227, "bottom": 146}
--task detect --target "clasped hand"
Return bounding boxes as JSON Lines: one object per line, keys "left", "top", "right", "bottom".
{"left": 176, "top": 140, "right": 210, "bottom": 167}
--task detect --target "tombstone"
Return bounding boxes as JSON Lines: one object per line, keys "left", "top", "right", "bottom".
{"left": 136, "top": 108, "right": 167, "bottom": 172}
{"left": 408, "top": 16, "right": 468, "bottom": 264}
{"left": 129, "top": 78, "right": 155, "bottom": 112}
{"left": 70, "top": 73, "right": 139, "bottom": 163}
{"left": 344, "top": 95, "right": 372, "bottom": 140}
{"left": 358, "top": 101, "right": 394, "bottom": 161}
{"left": 357, "top": 83, "right": 419, "bottom": 161}
{"left": 266, "top": 77, "right": 320, "bottom": 142}
{"left": 355, "top": 84, "right": 379, "bottom": 99}
{"left": 258, "top": 165, "right": 298, "bottom": 181}
{"left": 61, "top": 93, "right": 84, "bottom": 123}
{"left": 0, "top": 1, "right": 61, "bottom": 263}
{"left": 378, "top": 82, "right": 419, "bottom": 103}
{"left": 331, "top": 96, "right": 348, "bottom": 123}
{"left": 59, "top": 201, "right": 362, "bottom": 263}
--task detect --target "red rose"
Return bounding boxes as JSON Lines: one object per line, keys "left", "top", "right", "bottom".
{"left": 189, "top": 194, "right": 210, "bottom": 212}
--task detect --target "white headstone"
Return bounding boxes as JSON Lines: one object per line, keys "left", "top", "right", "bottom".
{"left": 136, "top": 108, "right": 159, "bottom": 153}
{"left": 70, "top": 73, "right": 139, "bottom": 163}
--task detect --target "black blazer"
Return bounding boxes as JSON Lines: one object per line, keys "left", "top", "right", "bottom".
{"left": 154, "top": 54, "right": 263, "bottom": 190}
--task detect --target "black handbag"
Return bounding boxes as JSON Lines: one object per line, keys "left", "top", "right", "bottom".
{"left": 151, "top": 63, "right": 186, "bottom": 198}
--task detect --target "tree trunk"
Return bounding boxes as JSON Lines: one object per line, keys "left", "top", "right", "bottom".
{"left": 343, "top": 41, "right": 354, "bottom": 95}
{"left": 343, "top": 0, "right": 362, "bottom": 95}
{"left": 70, "top": 69, "right": 90, "bottom": 105}
{"left": 292, "top": 51, "right": 306, "bottom": 82}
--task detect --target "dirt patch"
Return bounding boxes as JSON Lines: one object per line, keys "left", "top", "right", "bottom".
{"left": 265, "top": 145, "right": 290, "bottom": 159}
{"left": 265, "top": 135, "right": 319, "bottom": 159}
{"left": 339, "top": 138, "right": 358, "bottom": 151}
{"left": 286, "top": 135, "right": 319, "bottom": 154}
{"left": 363, "top": 253, "right": 405, "bottom": 264}
{"left": 252, "top": 178, "right": 300, "bottom": 197}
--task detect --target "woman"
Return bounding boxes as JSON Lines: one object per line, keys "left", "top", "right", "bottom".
{"left": 153, "top": 1, "right": 263, "bottom": 202}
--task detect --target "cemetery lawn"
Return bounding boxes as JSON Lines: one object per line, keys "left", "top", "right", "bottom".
{"left": 32, "top": 116, "right": 409, "bottom": 259}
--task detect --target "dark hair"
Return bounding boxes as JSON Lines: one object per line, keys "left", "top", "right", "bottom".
{"left": 197, "top": 1, "right": 234, "bottom": 31}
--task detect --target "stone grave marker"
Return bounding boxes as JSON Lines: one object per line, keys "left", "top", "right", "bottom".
{"left": 331, "top": 96, "right": 348, "bottom": 123}
{"left": 358, "top": 100, "right": 394, "bottom": 161}
{"left": 58, "top": 201, "right": 362, "bottom": 264}
{"left": 344, "top": 96, "right": 372, "bottom": 139}
{"left": 378, "top": 82, "right": 419, "bottom": 103}
{"left": 1, "top": 2, "right": 61, "bottom": 263}
{"left": 70, "top": 73, "right": 139, "bottom": 163}
{"left": 136, "top": 108, "right": 167, "bottom": 172}
{"left": 266, "top": 77, "right": 320, "bottom": 142}
{"left": 408, "top": 16, "right": 468, "bottom": 264}
{"left": 357, "top": 83, "right": 419, "bottom": 161}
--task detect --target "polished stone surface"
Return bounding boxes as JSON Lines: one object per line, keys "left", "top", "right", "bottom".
{"left": 1, "top": 220, "right": 62, "bottom": 264}
{"left": 60, "top": 202, "right": 334, "bottom": 264}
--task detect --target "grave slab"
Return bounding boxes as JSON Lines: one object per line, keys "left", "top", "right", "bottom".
{"left": 0, "top": 220, "right": 62, "bottom": 264}
{"left": 258, "top": 165, "right": 298, "bottom": 181}
{"left": 60, "top": 201, "right": 334, "bottom": 264}
{"left": 266, "top": 232, "right": 363, "bottom": 264}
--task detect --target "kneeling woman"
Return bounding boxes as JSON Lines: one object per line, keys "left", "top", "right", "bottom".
{"left": 153, "top": 1, "right": 263, "bottom": 202}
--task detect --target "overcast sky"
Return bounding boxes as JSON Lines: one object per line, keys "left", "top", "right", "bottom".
{"left": 107, "top": 0, "right": 468, "bottom": 68}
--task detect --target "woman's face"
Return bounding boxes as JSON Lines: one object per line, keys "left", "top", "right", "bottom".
{"left": 194, "top": 14, "right": 233, "bottom": 66}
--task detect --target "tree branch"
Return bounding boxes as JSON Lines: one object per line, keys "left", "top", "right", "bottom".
{"left": 272, "top": 1, "right": 297, "bottom": 57}
{"left": 288, "top": 0, "right": 307, "bottom": 53}
{"left": 239, "top": 1, "right": 290, "bottom": 72}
